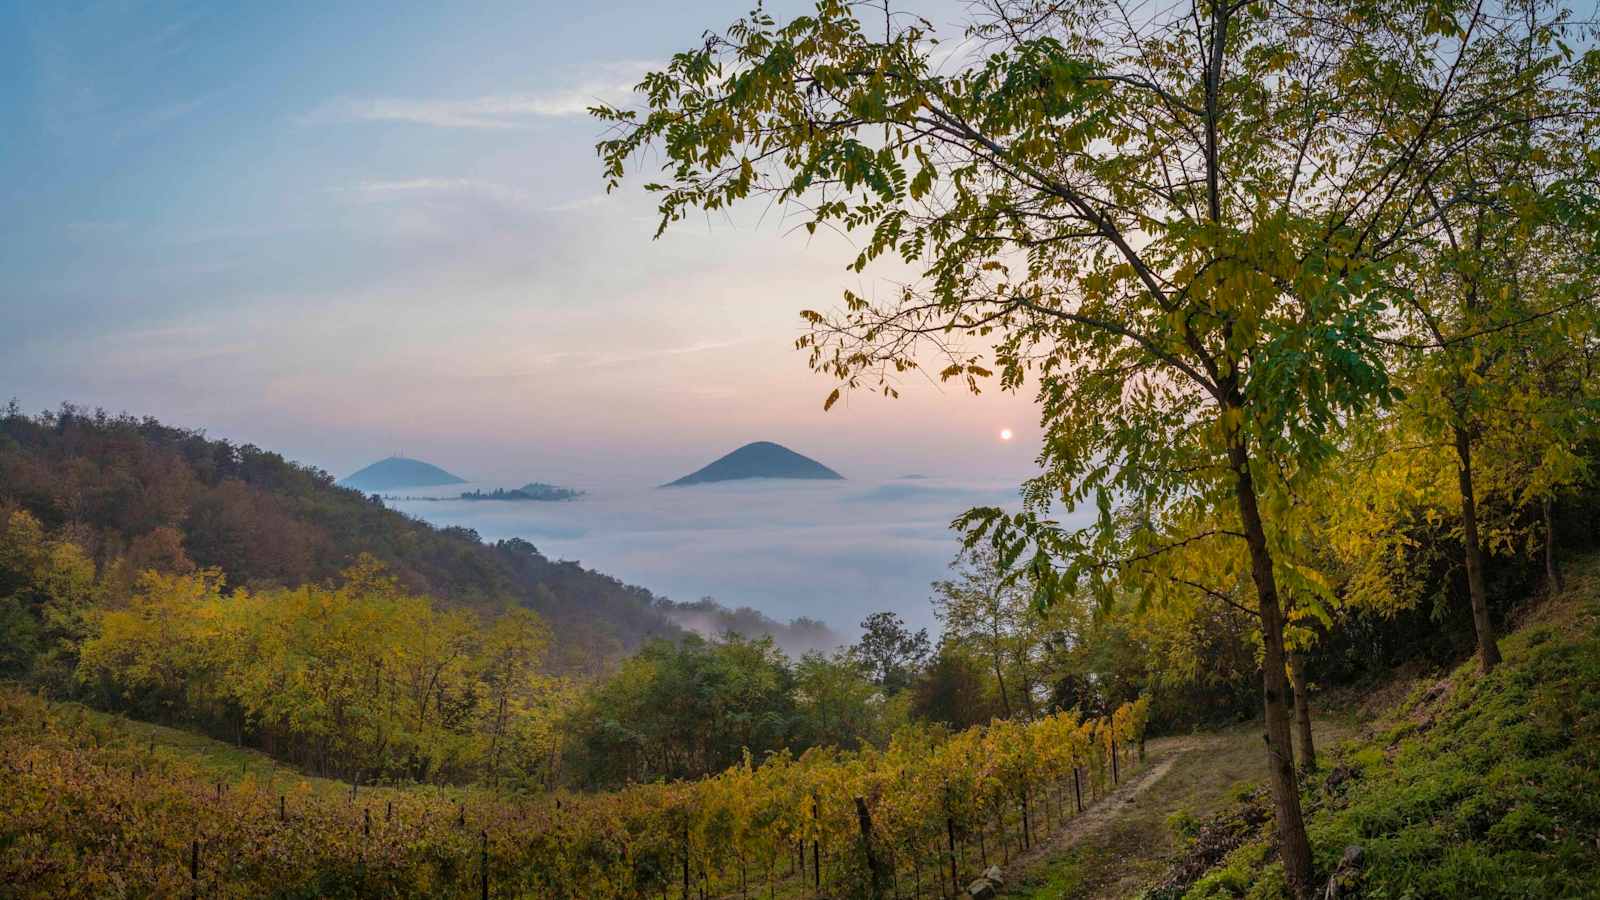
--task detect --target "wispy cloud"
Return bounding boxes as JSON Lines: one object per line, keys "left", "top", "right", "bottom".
{"left": 304, "top": 61, "right": 654, "bottom": 129}
{"left": 343, "top": 178, "right": 529, "bottom": 204}
{"left": 512, "top": 338, "right": 758, "bottom": 372}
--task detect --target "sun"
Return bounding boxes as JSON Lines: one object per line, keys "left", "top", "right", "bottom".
{"left": 999, "top": 428, "right": 1014, "bottom": 441}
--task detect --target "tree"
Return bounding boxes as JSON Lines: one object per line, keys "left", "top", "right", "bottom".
{"left": 477, "top": 607, "right": 552, "bottom": 785}
{"left": 850, "top": 611, "right": 929, "bottom": 694}
{"left": 909, "top": 644, "right": 1001, "bottom": 731}
{"left": 594, "top": 2, "right": 1584, "bottom": 890}
{"left": 793, "top": 650, "right": 891, "bottom": 748}
{"left": 932, "top": 544, "right": 1049, "bottom": 719}
{"left": 0, "top": 509, "right": 98, "bottom": 681}
{"left": 565, "top": 634, "right": 800, "bottom": 786}
{"left": 1376, "top": 101, "right": 1600, "bottom": 671}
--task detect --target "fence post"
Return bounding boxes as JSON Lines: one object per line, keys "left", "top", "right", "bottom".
{"left": 946, "top": 815, "right": 959, "bottom": 896}
{"left": 480, "top": 830, "right": 489, "bottom": 900}
{"left": 190, "top": 838, "right": 199, "bottom": 900}
{"left": 854, "top": 797, "right": 885, "bottom": 899}
{"left": 812, "top": 793, "right": 821, "bottom": 891}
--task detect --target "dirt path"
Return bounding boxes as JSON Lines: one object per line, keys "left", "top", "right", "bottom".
{"left": 998, "top": 720, "right": 1356, "bottom": 899}
{"left": 993, "top": 738, "right": 1207, "bottom": 896}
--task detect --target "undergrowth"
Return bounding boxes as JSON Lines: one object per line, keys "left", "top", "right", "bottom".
{"left": 1151, "top": 561, "right": 1600, "bottom": 899}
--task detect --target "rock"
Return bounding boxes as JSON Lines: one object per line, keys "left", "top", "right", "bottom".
{"left": 1321, "top": 845, "right": 1364, "bottom": 899}
{"left": 966, "top": 866, "right": 1005, "bottom": 898}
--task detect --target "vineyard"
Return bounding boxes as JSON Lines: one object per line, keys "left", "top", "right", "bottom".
{"left": 0, "top": 687, "right": 1148, "bottom": 899}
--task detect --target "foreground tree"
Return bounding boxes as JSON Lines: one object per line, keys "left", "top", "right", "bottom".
{"left": 596, "top": 2, "right": 1585, "bottom": 892}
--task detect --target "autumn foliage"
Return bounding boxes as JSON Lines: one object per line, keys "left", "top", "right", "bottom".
{"left": 0, "top": 687, "right": 1147, "bottom": 898}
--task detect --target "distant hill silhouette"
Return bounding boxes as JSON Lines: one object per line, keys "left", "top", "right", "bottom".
{"left": 339, "top": 456, "right": 465, "bottom": 491}
{"left": 666, "top": 441, "right": 843, "bottom": 486}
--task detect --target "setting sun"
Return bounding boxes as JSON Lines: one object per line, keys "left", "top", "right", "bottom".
{"left": 999, "top": 428, "right": 1014, "bottom": 441}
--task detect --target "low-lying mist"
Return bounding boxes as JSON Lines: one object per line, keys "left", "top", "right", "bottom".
{"left": 385, "top": 476, "right": 1033, "bottom": 640}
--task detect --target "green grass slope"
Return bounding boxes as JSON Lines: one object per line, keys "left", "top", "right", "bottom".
{"left": 1163, "top": 558, "right": 1600, "bottom": 899}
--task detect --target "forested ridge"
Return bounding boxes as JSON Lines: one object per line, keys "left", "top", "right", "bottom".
{"left": 0, "top": 402, "right": 679, "bottom": 677}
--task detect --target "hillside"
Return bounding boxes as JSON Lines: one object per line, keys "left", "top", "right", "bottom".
{"left": 338, "top": 456, "right": 465, "bottom": 491}
{"left": 5, "top": 567, "right": 1594, "bottom": 898}
{"left": 0, "top": 680, "right": 1148, "bottom": 899}
{"left": 665, "top": 440, "right": 843, "bottom": 486}
{"left": 0, "top": 405, "right": 675, "bottom": 674}
{"left": 1166, "top": 567, "right": 1600, "bottom": 899}
{"left": 998, "top": 558, "right": 1600, "bottom": 899}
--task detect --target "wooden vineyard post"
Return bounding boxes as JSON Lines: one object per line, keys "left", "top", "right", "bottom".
{"left": 190, "top": 838, "right": 199, "bottom": 900}
{"left": 811, "top": 793, "right": 821, "bottom": 892}
{"left": 1112, "top": 739, "right": 1119, "bottom": 786}
{"left": 480, "top": 830, "right": 489, "bottom": 900}
{"left": 364, "top": 807, "right": 371, "bottom": 837}
{"left": 854, "top": 797, "right": 886, "bottom": 900}
{"left": 386, "top": 800, "right": 393, "bottom": 822}
{"left": 1073, "top": 768, "right": 1083, "bottom": 814}
{"left": 946, "top": 815, "right": 959, "bottom": 897}
{"left": 279, "top": 794, "right": 286, "bottom": 823}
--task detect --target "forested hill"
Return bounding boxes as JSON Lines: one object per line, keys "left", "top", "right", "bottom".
{"left": 0, "top": 404, "right": 676, "bottom": 674}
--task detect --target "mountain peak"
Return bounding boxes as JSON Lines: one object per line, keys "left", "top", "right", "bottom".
{"left": 339, "top": 456, "right": 466, "bottom": 492}
{"left": 665, "top": 441, "right": 843, "bottom": 487}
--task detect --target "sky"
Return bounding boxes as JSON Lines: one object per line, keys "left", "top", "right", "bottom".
{"left": 1, "top": 1, "right": 1054, "bottom": 628}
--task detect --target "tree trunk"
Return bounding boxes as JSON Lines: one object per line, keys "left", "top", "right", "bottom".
{"left": 1453, "top": 425, "right": 1502, "bottom": 672}
{"left": 991, "top": 653, "right": 1012, "bottom": 719}
{"left": 1289, "top": 651, "right": 1316, "bottom": 774}
{"left": 1544, "top": 497, "right": 1565, "bottom": 593}
{"left": 1229, "top": 438, "right": 1314, "bottom": 900}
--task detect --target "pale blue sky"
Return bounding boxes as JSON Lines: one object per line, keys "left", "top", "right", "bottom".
{"left": 1, "top": 0, "right": 1039, "bottom": 488}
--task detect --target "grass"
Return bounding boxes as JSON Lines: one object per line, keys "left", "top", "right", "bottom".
{"left": 1164, "top": 557, "right": 1600, "bottom": 899}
